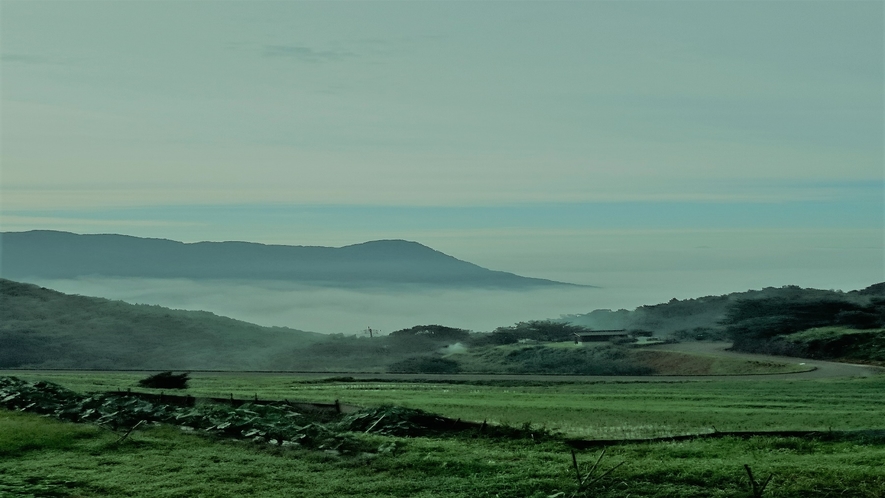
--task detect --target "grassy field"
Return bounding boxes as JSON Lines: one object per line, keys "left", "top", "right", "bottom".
{"left": 6, "top": 371, "right": 882, "bottom": 439}
{"left": 630, "top": 349, "right": 810, "bottom": 376}
{"left": 2, "top": 371, "right": 884, "bottom": 497}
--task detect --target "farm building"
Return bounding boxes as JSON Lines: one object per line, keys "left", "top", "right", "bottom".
{"left": 574, "top": 330, "right": 630, "bottom": 343}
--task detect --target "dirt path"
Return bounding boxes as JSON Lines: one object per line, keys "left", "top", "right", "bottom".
{"left": 641, "top": 341, "right": 884, "bottom": 380}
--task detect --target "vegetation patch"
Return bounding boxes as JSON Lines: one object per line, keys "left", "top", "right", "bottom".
{"left": 723, "top": 292, "right": 885, "bottom": 361}
{"left": 0, "top": 376, "right": 545, "bottom": 456}
{"left": 137, "top": 371, "right": 190, "bottom": 389}
{"left": 632, "top": 350, "right": 810, "bottom": 375}
{"left": 782, "top": 327, "right": 885, "bottom": 365}
{"left": 473, "top": 320, "right": 594, "bottom": 345}
{"left": 561, "top": 283, "right": 884, "bottom": 342}
{"left": 452, "top": 344, "right": 653, "bottom": 375}
{"left": 0, "top": 278, "right": 323, "bottom": 370}
{"left": 0, "top": 376, "right": 367, "bottom": 453}
{"left": 0, "top": 410, "right": 99, "bottom": 457}
{"left": 2, "top": 409, "right": 885, "bottom": 497}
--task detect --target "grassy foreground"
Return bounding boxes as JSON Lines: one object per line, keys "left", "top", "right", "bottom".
{"left": 2, "top": 410, "right": 884, "bottom": 497}
{"left": 2, "top": 372, "right": 884, "bottom": 497}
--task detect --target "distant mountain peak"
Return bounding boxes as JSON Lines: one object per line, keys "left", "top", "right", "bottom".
{"left": 339, "top": 239, "right": 435, "bottom": 251}
{"left": 0, "top": 230, "right": 584, "bottom": 288}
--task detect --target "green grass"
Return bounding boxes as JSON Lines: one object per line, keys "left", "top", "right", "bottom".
{"left": 631, "top": 349, "right": 811, "bottom": 375}
{"left": 2, "top": 372, "right": 884, "bottom": 496}
{"left": 4, "top": 371, "right": 884, "bottom": 440}
{"left": 449, "top": 342, "right": 808, "bottom": 375}
{"left": 1, "top": 410, "right": 884, "bottom": 497}
{"left": 0, "top": 410, "right": 100, "bottom": 457}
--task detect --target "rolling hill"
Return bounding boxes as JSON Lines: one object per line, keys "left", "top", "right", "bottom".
{"left": 0, "top": 230, "right": 579, "bottom": 288}
{"left": 561, "top": 283, "right": 885, "bottom": 337}
{"left": 0, "top": 278, "right": 324, "bottom": 370}
{"left": 560, "top": 283, "right": 885, "bottom": 363}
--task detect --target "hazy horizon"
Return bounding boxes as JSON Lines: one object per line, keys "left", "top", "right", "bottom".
{"left": 2, "top": 2, "right": 882, "bottom": 304}
{"left": 12, "top": 270, "right": 881, "bottom": 336}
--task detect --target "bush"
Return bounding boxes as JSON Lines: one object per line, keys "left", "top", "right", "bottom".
{"left": 388, "top": 325, "right": 471, "bottom": 342}
{"left": 471, "top": 320, "right": 593, "bottom": 347}
{"left": 137, "top": 371, "right": 189, "bottom": 389}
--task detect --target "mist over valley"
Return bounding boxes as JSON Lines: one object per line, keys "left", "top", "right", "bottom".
{"left": 4, "top": 275, "right": 882, "bottom": 373}
{"left": 3, "top": 230, "right": 880, "bottom": 335}
{"left": 13, "top": 277, "right": 604, "bottom": 335}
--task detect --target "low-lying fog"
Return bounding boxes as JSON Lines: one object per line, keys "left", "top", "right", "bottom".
{"left": 24, "top": 262, "right": 877, "bottom": 334}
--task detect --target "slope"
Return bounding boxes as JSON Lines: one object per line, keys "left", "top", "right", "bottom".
{"left": 0, "top": 279, "right": 324, "bottom": 370}
{"left": 561, "top": 283, "right": 885, "bottom": 338}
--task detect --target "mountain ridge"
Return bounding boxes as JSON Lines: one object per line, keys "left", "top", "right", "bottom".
{"left": 0, "top": 230, "right": 581, "bottom": 288}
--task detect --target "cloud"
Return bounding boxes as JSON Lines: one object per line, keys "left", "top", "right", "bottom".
{"left": 262, "top": 45, "right": 354, "bottom": 62}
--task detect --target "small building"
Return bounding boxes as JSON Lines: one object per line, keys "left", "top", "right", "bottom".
{"left": 574, "top": 330, "right": 630, "bottom": 343}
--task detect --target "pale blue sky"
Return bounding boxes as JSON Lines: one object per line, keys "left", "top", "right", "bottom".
{"left": 1, "top": 1, "right": 882, "bottom": 294}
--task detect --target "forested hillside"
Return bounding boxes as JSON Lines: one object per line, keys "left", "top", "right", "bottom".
{"left": 0, "top": 279, "right": 323, "bottom": 370}
{"left": 721, "top": 287, "right": 885, "bottom": 362}
{"left": 562, "top": 283, "right": 885, "bottom": 339}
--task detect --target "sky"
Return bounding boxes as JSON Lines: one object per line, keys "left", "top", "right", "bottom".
{"left": 1, "top": 1, "right": 883, "bottom": 302}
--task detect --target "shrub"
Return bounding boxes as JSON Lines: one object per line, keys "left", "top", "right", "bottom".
{"left": 388, "top": 325, "right": 471, "bottom": 342}
{"left": 471, "top": 320, "right": 593, "bottom": 346}
{"left": 499, "top": 345, "right": 653, "bottom": 375}
{"left": 137, "top": 371, "right": 189, "bottom": 389}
